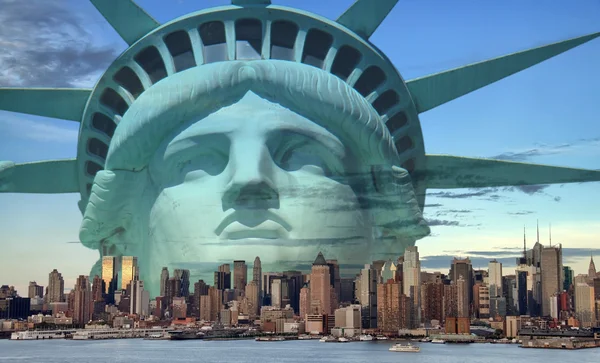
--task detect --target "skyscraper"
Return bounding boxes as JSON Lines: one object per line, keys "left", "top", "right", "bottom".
{"left": 120, "top": 256, "right": 138, "bottom": 290}
{"left": 214, "top": 264, "right": 231, "bottom": 291}
{"left": 130, "top": 279, "right": 150, "bottom": 316}
{"left": 377, "top": 279, "right": 409, "bottom": 332}
{"left": 326, "top": 259, "right": 341, "bottom": 303}
{"left": 91, "top": 275, "right": 103, "bottom": 302}
{"left": 359, "top": 264, "right": 377, "bottom": 329}
{"left": 28, "top": 281, "right": 43, "bottom": 299}
{"left": 456, "top": 276, "right": 469, "bottom": 318}
{"left": 403, "top": 246, "right": 421, "bottom": 328}
{"left": 159, "top": 267, "right": 169, "bottom": 297}
{"left": 245, "top": 280, "right": 259, "bottom": 318}
{"left": 588, "top": 253, "right": 597, "bottom": 278}
{"left": 73, "top": 275, "right": 92, "bottom": 324}
{"left": 574, "top": 283, "right": 595, "bottom": 327}
{"left": 488, "top": 260, "right": 502, "bottom": 297}
{"left": 541, "top": 244, "right": 562, "bottom": 316}
{"left": 46, "top": 269, "right": 64, "bottom": 303}
{"left": 450, "top": 258, "right": 473, "bottom": 306}
{"left": 310, "top": 252, "right": 331, "bottom": 316}
{"left": 253, "top": 256, "right": 262, "bottom": 295}
{"left": 173, "top": 269, "right": 190, "bottom": 297}
{"left": 233, "top": 260, "right": 247, "bottom": 292}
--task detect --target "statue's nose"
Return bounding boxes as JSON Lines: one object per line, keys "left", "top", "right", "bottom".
{"left": 221, "top": 141, "right": 279, "bottom": 211}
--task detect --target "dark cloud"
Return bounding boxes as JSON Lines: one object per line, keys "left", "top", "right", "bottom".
{"left": 426, "top": 219, "right": 460, "bottom": 227}
{"left": 554, "top": 196, "right": 562, "bottom": 202}
{"left": 491, "top": 146, "right": 571, "bottom": 162}
{"left": 0, "top": 0, "right": 119, "bottom": 87}
{"left": 424, "top": 203, "right": 443, "bottom": 208}
{"left": 503, "top": 185, "right": 549, "bottom": 195}
{"left": 427, "top": 188, "right": 499, "bottom": 199}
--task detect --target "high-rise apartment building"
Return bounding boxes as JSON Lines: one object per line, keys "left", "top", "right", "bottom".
{"left": 245, "top": 280, "right": 259, "bottom": 318}
{"left": 233, "top": 260, "right": 247, "bottom": 292}
{"left": 377, "top": 280, "right": 409, "bottom": 332}
{"left": 403, "top": 246, "right": 421, "bottom": 328}
{"left": 28, "top": 281, "right": 44, "bottom": 299}
{"left": 421, "top": 282, "right": 444, "bottom": 324}
{"left": 159, "top": 267, "right": 169, "bottom": 297}
{"left": 574, "top": 283, "right": 595, "bottom": 327}
{"left": 73, "top": 275, "right": 92, "bottom": 324}
{"left": 326, "top": 259, "right": 341, "bottom": 303}
{"left": 46, "top": 269, "right": 64, "bottom": 303}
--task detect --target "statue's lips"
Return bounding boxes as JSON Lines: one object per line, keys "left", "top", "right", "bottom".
{"left": 214, "top": 210, "right": 292, "bottom": 240}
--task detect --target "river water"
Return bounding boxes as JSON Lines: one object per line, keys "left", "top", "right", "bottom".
{"left": 1, "top": 339, "right": 600, "bottom": 362}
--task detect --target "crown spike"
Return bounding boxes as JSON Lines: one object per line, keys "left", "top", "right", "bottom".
{"left": 336, "top": 0, "right": 399, "bottom": 39}
{"left": 0, "top": 88, "right": 90, "bottom": 122}
{"left": 0, "top": 159, "right": 79, "bottom": 194}
{"left": 90, "top": 0, "right": 160, "bottom": 46}
{"left": 421, "top": 155, "right": 600, "bottom": 189}
{"left": 407, "top": 32, "right": 600, "bottom": 114}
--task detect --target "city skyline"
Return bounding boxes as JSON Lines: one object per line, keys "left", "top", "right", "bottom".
{"left": 1, "top": 0, "right": 600, "bottom": 294}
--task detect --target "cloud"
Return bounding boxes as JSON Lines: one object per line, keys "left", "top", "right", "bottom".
{"left": 491, "top": 138, "right": 600, "bottom": 162}
{"left": 424, "top": 203, "right": 443, "bottom": 208}
{"left": 508, "top": 211, "right": 535, "bottom": 216}
{"left": 427, "top": 188, "right": 498, "bottom": 199}
{"left": 0, "top": 0, "right": 118, "bottom": 87}
{"left": 426, "top": 218, "right": 460, "bottom": 227}
{"left": 0, "top": 114, "right": 78, "bottom": 142}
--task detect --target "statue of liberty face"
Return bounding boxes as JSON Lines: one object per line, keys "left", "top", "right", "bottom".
{"left": 145, "top": 92, "right": 371, "bottom": 290}
{"left": 80, "top": 61, "right": 429, "bottom": 298}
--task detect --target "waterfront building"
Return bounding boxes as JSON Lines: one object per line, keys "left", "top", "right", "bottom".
{"left": 403, "top": 246, "right": 421, "bottom": 328}
{"left": 73, "top": 275, "right": 92, "bottom": 324}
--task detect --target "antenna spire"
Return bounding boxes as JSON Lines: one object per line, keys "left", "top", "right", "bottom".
{"left": 549, "top": 223, "right": 552, "bottom": 247}
{"left": 536, "top": 220, "right": 540, "bottom": 244}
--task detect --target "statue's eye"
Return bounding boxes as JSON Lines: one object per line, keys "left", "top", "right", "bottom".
{"left": 180, "top": 150, "right": 229, "bottom": 176}
{"left": 274, "top": 140, "right": 337, "bottom": 176}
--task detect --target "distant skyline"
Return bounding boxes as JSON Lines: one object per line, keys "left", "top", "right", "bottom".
{"left": 1, "top": 0, "right": 599, "bottom": 294}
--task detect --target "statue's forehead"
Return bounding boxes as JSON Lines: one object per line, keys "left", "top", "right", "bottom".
{"left": 163, "top": 91, "right": 345, "bottom": 156}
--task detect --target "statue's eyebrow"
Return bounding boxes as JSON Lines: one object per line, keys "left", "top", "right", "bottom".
{"left": 268, "top": 124, "right": 345, "bottom": 160}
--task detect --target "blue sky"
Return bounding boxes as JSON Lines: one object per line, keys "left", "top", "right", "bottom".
{"left": 0, "top": 0, "right": 599, "bottom": 294}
